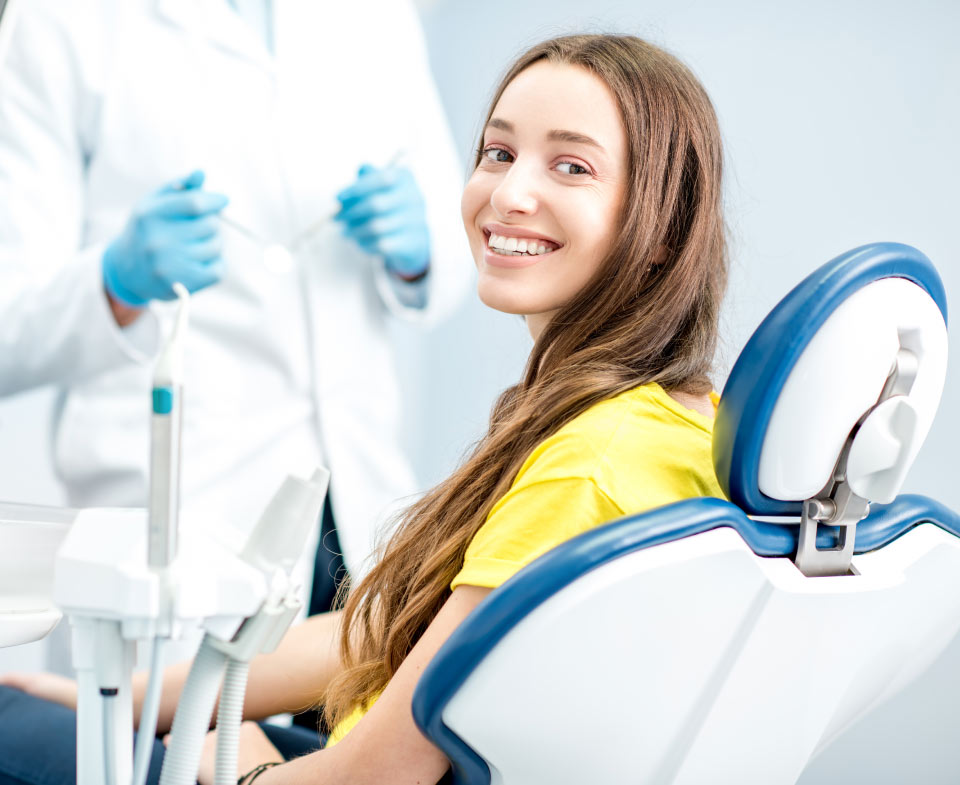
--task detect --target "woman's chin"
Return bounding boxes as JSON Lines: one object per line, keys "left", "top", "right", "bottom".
{"left": 476, "top": 279, "right": 554, "bottom": 317}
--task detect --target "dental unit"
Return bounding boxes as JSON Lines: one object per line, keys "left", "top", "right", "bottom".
{"left": 1, "top": 287, "right": 328, "bottom": 785}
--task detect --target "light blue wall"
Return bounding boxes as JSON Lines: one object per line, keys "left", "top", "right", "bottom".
{"left": 406, "top": 0, "right": 960, "bottom": 504}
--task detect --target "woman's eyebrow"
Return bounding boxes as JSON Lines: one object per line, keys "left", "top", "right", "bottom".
{"left": 546, "top": 129, "right": 603, "bottom": 150}
{"left": 486, "top": 118, "right": 603, "bottom": 151}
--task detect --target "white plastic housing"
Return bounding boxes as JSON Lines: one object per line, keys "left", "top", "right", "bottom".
{"left": 0, "top": 503, "right": 75, "bottom": 647}
{"left": 443, "top": 526, "right": 960, "bottom": 785}
{"left": 54, "top": 508, "right": 267, "bottom": 636}
{"left": 758, "top": 278, "right": 947, "bottom": 502}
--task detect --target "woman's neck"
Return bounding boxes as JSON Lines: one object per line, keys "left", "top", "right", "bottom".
{"left": 525, "top": 310, "right": 557, "bottom": 342}
{"left": 666, "top": 389, "right": 716, "bottom": 419}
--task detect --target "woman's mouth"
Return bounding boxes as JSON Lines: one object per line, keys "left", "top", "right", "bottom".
{"left": 485, "top": 231, "right": 561, "bottom": 258}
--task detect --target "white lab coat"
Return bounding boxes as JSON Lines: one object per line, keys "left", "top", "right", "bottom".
{"left": 0, "top": 0, "right": 471, "bottom": 580}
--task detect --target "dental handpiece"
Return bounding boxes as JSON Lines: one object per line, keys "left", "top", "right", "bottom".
{"left": 147, "top": 284, "right": 189, "bottom": 569}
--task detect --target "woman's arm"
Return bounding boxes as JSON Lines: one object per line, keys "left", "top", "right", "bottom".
{"left": 145, "top": 610, "right": 345, "bottom": 733}
{"left": 226, "top": 585, "right": 491, "bottom": 785}
{"left": 0, "top": 610, "right": 344, "bottom": 735}
{"left": 240, "top": 608, "right": 345, "bottom": 719}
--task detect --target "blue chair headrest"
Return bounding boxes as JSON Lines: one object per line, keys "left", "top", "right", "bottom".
{"left": 713, "top": 242, "right": 948, "bottom": 517}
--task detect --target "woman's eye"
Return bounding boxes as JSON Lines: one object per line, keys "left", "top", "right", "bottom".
{"left": 482, "top": 147, "right": 513, "bottom": 164}
{"left": 556, "top": 161, "right": 589, "bottom": 175}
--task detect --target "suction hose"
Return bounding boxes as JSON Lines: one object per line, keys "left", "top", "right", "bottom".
{"left": 158, "top": 636, "right": 228, "bottom": 785}
{"left": 213, "top": 659, "right": 250, "bottom": 785}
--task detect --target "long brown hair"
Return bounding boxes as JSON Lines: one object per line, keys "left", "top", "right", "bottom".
{"left": 323, "top": 34, "right": 727, "bottom": 726}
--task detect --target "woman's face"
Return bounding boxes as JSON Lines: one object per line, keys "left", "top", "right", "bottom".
{"left": 461, "top": 61, "right": 629, "bottom": 339}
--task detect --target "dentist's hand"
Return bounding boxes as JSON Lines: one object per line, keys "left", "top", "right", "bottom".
{"left": 103, "top": 170, "right": 229, "bottom": 309}
{"left": 335, "top": 164, "right": 431, "bottom": 280}
{"left": 0, "top": 671, "right": 77, "bottom": 710}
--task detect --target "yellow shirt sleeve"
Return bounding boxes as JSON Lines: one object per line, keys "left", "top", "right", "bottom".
{"left": 451, "top": 477, "right": 624, "bottom": 591}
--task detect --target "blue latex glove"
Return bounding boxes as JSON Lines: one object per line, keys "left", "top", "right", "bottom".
{"left": 335, "top": 164, "right": 430, "bottom": 279}
{"left": 103, "top": 171, "right": 229, "bottom": 307}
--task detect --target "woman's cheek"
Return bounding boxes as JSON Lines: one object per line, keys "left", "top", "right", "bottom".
{"left": 460, "top": 178, "right": 489, "bottom": 257}
{"left": 576, "top": 200, "right": 620, "bottom": 263}
{"left": 461, "top": 167, "right": 495, "bottom": 213}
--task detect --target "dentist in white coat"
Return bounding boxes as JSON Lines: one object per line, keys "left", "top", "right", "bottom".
{"left": 0, "top": 0, "right": 470, "bottom": 624}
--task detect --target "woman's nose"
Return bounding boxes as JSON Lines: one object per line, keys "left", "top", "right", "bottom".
{"left": 490, "top": 162, "right": 539, "bottom": 218}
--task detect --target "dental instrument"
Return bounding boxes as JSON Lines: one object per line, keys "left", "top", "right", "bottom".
{"left": 291, "top": 148, "right": 407, "bottom": 253}
{"left": 130, "top": 281, "right": 188, "bottom": 785}
{"left": 218, "top": 149, "right": 407, "bottom": 274}
{"left": 217, "top": 213, "right": 269, "bottom": 247}
{"left": 148, "top": 282, "right": 188, "bottom": 571}
{"left": 215, "top": 214, "right": 295, "bottom": 275}
{"left": 262, "top": 243, "right": 296, "bottom": 275}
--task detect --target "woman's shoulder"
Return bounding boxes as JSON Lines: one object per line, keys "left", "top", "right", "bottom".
{"left": 515, "top": 383, "right": 716, "bottom": 488}
{"left": 455, "top": 383, "right": 724, "bottom": 592}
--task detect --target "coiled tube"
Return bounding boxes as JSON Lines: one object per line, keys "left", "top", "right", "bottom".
{"left": 158, "top": 637, "right": 227, "bottom": 785}
{"left": 214, "top": 659, "right": 250, "bottom": 785}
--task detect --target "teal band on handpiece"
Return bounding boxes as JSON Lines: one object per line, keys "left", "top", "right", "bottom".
{"left": 152, "top": 386, "right": 174, "bottom": 415}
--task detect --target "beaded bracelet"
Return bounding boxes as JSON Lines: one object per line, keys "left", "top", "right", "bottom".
{"left": 237, "top": 761, "right": 282, "bottom": 785}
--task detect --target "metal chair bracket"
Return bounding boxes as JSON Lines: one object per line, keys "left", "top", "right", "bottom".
{"left": 794, "top": 347, "right": 918, "bottom": 577}
{"left": 795, "top": 481, "right": 869, "bottom": 577}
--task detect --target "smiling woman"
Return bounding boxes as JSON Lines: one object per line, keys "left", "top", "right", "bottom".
{"left": 0, "top": 34, "right": 728, "bottom": 785}
{"left": 463, "top": 60, "right": 629, "bottom": 331}
{"left": 319, "top": 32, "right": 728, "bottom": 777}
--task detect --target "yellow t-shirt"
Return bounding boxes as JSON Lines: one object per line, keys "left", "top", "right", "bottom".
{"left": 326, "top": 382, "right": 723, "bottom": 746}
{"left": 450, "top": 382, "right": 723, "bottom": 590}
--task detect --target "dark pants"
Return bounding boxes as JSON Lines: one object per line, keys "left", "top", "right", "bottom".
{"left": 0, "top": 686, "right": 324, "bottom": 785}
{"left": 0, "top": 498, "right": 347, "bottom": 784}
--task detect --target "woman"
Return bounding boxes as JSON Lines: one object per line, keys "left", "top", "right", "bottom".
{"left": 0, "top": 33, "right": 727, "bottom": 785}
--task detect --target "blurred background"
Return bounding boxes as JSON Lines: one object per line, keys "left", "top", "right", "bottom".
{"left": 1, "top": 0, "right": 957, "bottom": 780}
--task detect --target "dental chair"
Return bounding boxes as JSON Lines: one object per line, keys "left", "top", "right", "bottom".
{"left": 412, "top": 242, "right": 957, "bottom": 785}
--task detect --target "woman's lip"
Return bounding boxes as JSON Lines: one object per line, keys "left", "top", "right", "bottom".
{"left": 482, "top": 244, "right": 557, "bottom": 269}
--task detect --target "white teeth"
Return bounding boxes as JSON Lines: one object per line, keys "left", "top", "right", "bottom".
{"left": 486, "top": 232, "right": 558, "bottom": 256}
